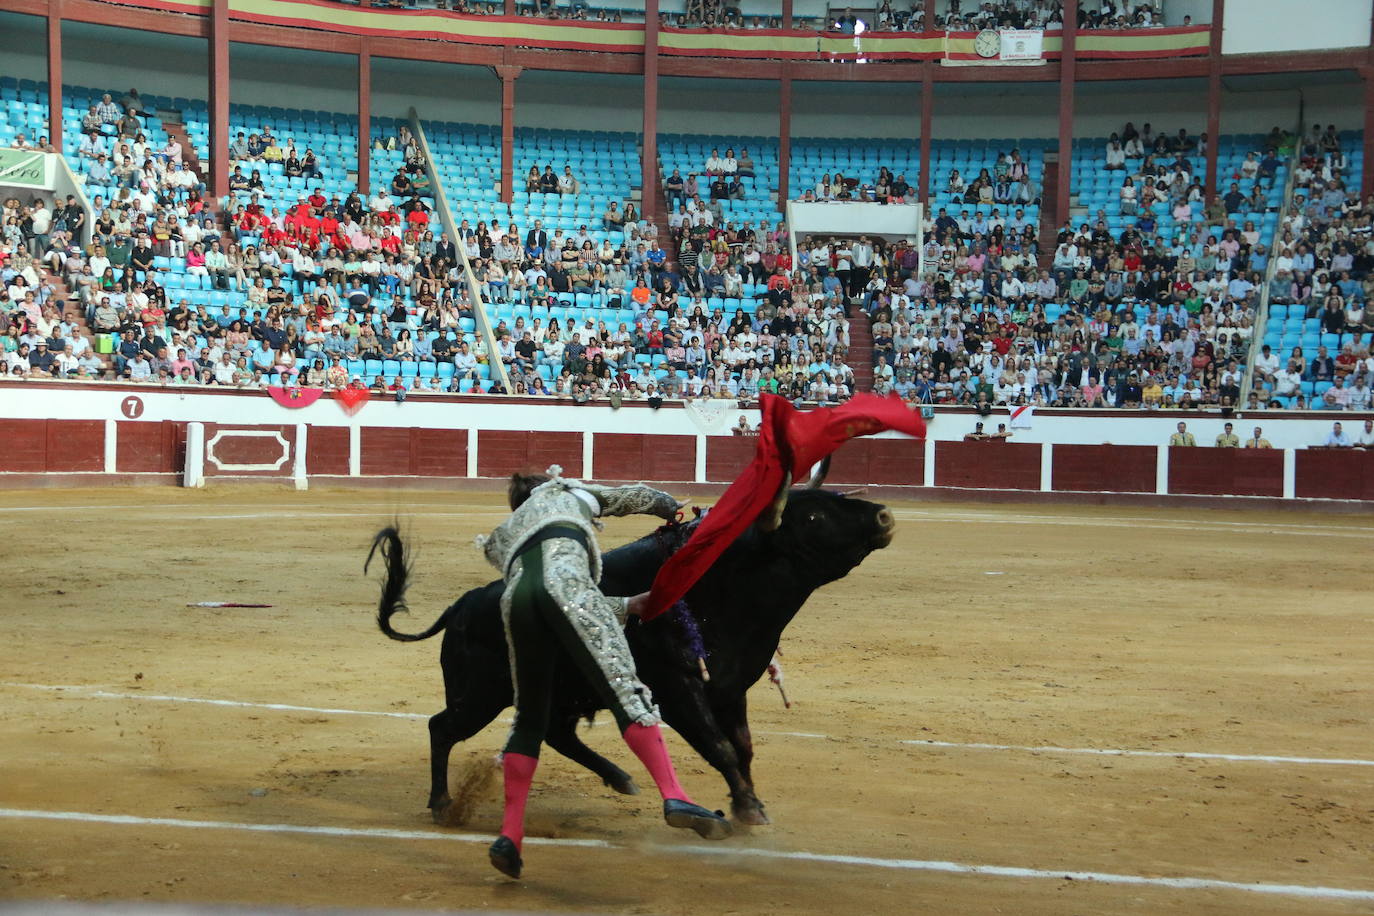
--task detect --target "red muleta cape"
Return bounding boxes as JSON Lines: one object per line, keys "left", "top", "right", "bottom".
{"left": 643, "top": 392, "right": 926, "bottom": 620}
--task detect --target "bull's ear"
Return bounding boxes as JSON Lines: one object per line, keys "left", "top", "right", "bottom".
{"left": 755, "top": 471, "right": 791, "bottom": 532}
{"left": 804, "top": 456, "right": 831, "bottom": 490}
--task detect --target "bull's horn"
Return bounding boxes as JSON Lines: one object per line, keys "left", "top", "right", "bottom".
{"left": 756, "top": 471, "right": 792, "bottom": 531}
{"left": 805, "top": 456, "right": 831, "bottom": 490}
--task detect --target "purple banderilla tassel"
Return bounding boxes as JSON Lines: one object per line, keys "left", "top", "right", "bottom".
{"left": 667, "top": 600, "right": 707, "bottom": 662}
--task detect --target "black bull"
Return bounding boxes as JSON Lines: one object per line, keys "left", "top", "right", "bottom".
{"left": 371, "top": 487, "right": 895, "bottom": 825}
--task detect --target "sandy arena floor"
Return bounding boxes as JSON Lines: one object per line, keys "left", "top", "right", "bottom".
{"left": 0, "top": 486, "right": 1371, "bottom": 915}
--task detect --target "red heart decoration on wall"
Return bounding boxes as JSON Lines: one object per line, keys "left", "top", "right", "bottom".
{"left": 266, "top": 386, "right": 324, "bottom": 409}
{"left": 334, "top": 387, "right": 370, "bottom": 415}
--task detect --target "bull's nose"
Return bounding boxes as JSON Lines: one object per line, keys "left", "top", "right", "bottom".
{"left": 876, "top": 508, "right": 895, "bottom": 531}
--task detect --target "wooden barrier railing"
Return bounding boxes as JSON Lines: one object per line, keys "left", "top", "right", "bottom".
{"left": 4, "top": 418, "right": 1374, "bottom": 503}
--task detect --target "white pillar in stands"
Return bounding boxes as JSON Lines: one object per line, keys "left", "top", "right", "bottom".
{"left": 184, "top": 422, "right": 205, "bottom": 488}
{"left": 923, "top": 437, "right": 936, "bottom": 488}
{"left": 348, "top": 425, "right": 361, "bottom": 477}
{"left": 103, "top": 418, "right": 117, "bottom": 474}
{"left": 1039, "top": 443, "right": 1053, "bottom": 492}
{"left": 467, "top": 429, "right": 478, "bottom": 478}
{"left": 1281, "top": 449, "right": 1296, "bottom": 499}
{"left": 293, "top": 423, "right": 308, "bottom": 491}
{"left": 1155, "top": 445, "right": 1169, "bottom": 495}
{"left": 694, "top": 434, "right": 707, "bottom": 483}
{"left": 583, "top": 432, "right": 595, "bottom": 480}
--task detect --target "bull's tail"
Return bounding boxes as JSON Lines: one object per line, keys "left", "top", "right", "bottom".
{"left": 367, "top": 526, "right": 451, "bottom": 642}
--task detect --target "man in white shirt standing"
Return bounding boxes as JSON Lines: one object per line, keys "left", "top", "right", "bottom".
{"left": 851, "top": 235, "right": 874, "bottom": 300}
{"left": 29, "top": 198, "right": 52, "bottom": 256}
{"left": 1353, "top": 418, "right": 1374, "bottom": 448}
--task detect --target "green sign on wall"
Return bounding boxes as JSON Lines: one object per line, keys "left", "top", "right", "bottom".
{"left": 0, "top": 149, "right": 51, "bottom": 189}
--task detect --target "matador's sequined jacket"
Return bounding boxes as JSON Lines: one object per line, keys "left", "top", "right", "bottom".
{"left": 478, "top": 467, "right": 679, "bottom": 729}
{"left": 478, "top": 466, "right": 679, "bottom": 593}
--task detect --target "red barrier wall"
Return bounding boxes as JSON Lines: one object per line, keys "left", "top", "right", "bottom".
{"left": 0, "top": 419, "right": 104, "bottom": 472}
{"left": 1168, "top": 447, "right": 1284, "bottom": 497}
{"left": 704, "top": 435, "right": 757, "bottom": 483}
{"left": 595, "top": 433, "right": 696, "bottom": 481}
{"left": 1053, "top": 444, "right": 1156, "bottom": 493}
{"left": 1294, "top": 449, "right": 1374, "bottom": 500}
{"left": 306, "top": 425, "right": 350, "bottom": 476}
{"left": 7, "top": 417, "right": 1374, "bottom": 503}
{"left": 414, "top": 429, "right": 468, "bottom": 477}
{"left": 361, "top": 427, "right": 468, "bottom": 476}
{"left": 360, "top": 427, "right": 411, "bottom": 476}
{"left": 116, "top": 421, "right": 187, "bottom": 473}
{"left": 476, "top": 430, "right": 583, "bottom": 478}
{"left": 47, "top": 420, "right": 106, "bottom": 472}
{"left": 826, "top": 438, "right": 925, "bottom": 486}
{"left": 934, "top": 440, "right": 1041, "bottom": 490}
{"left": 0, "top": 419, "right": 45, "bottom": 472}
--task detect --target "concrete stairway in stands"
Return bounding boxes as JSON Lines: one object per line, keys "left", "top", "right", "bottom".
{"left": 162, "top": 117, "right": 224, "bottom": 222}
{"left": 646, "top": 151, "right": 674, "bottom": 264}
{"left": 845, "top": 309, "right": 874, "bottom": 393}
{"left": 43, "top": 263, "right": 107, "bottom": 373}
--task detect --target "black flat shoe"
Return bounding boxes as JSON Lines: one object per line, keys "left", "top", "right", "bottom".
{"left": 488, "top": 835, "right": 523, "bottom": 879}
{"left": 663, "top": 798, "right": 733, "bottom": 840}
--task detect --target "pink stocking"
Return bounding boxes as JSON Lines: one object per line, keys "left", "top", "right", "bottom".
{"left": 499, "top": 752, "right": 539, "bottom": 851}
{"left": 622, "top": 722, "right": 692, "bottom": 804}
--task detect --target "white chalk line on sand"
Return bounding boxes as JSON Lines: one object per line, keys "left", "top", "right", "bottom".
{"left": 4, "top": 684, "right": 430, "bottom": 720}
{"left": 7, "top": 682, "right": 1372, "bottom": 769}
{"left": 1, "top": 807, "right": 1370, "bottom": 904}
{"left": 902, "top": 739, "right": 1374, "bottom": 768}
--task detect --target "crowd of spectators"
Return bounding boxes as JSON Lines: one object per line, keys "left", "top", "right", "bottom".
{"left": 469, "top": 207, "right": 861, "bottom": 403}
{"left": 523, "top": 163, "right": 582, "bottom": 196}
{"left": 294, "top": 0, "right": 1197, "bottom": 40}
{"left": 796, "top": 166, "right": 923, "bottom": 205}
{"left": 794, "top": 150, "right": 1033, "bottom": 207}
{"left": 1, "top": 193, "right": 106, "bottom": 381}
{"left": 843, "top": 121, "right": 1294, "bottom": 409}
{"left": 2, "top": 104, "right": 860, "bottom": 404}
{"left": 71, "top": 92, "right": 207, "bottom": 210}
{"left": 663, "top": 145, "right": 760, "bottom": 210}
{"left": 934, "top": 0, "right": 1171, "bottom": 31}
{"left": 1250, "top": 124, "right": 1373, "bottom": 411}
{"left": 339, "top": 0, "right": 1177, "bottom": 33}
{"left": 1160, "top": 418, "right": 1374, "bottom": 448}
{"left": 7, "top": 86, "right": 1339, "bottom": 417}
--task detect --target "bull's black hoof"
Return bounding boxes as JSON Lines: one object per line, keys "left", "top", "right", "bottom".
{"left": 664, "top": 799, "right": 733, "bottom": 840}
{"left": 488, "top": 835, "right": 523, "bottom": 879}
{"left": 603, "top": 773, "right": 641, "bottom": 796}
{"left": 731, "top": 802, "right": 771, "bottom": 826}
